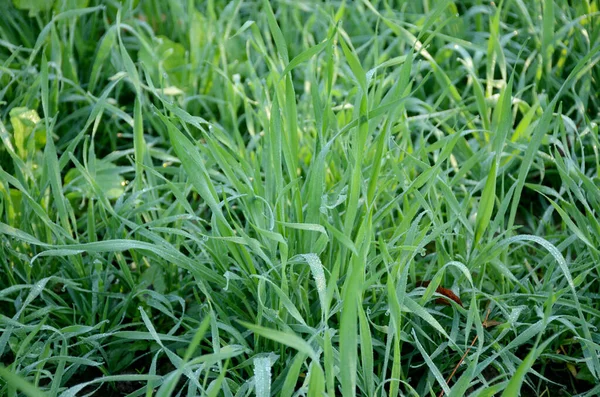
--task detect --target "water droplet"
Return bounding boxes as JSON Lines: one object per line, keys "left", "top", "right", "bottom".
{"left": 385, "top": 309, "right": 390, "bottom": 316}
{"left": 420, "top": 249, "right": 426, "bottom": 257}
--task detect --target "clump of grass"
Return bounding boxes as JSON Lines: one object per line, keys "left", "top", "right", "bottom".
{"left": 1, "top": 0, "right": 599, "bottom": 396}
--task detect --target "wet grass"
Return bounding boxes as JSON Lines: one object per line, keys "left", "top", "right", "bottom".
{"left": 0, "top": 0, "right": 599, "bottom": 396}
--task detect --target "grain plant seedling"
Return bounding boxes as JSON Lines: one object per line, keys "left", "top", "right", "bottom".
{"left": 1, "top": 0, "right": 599, "bottom": 396}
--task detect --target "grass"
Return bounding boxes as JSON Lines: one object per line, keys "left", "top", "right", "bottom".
{"left": 0, "top": 0, "right": 599, "bottom": 396}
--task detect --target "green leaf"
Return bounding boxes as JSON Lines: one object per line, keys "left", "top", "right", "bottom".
{"left": 339, "top": 257, "right": 363, "bottom": 397}
{"left": 404, "top": 296, "right": 450, "bottom": 339}
{"left": 296, "top": 253, "right": 328, "bottom": 319}
{"left": 412, "top": 329, "right": 450, "bottom": 396}
{"left": 89, "top": 27, "right": 116, "bottom": 94}
{"left": 254, "top": 356, "right": 272, "bottom": 397}
{"left": 156, "top": 111, "right": 229, "bottom": 230}
{"left": 64, "top": 158, "right": 125, "bottom": 200}
{"left": 307, "top": 362, "right": 325, "bottom": 397}
{"left": 541, "top": 0, "right": 554, "bottom": 77}
{"left": 238, "top": 321, "right": 318, "bottom": 362}
{"left": 474, "top": 159, "right": 497, "bottom": 245}
{"left": 280, "top": 352, "right": 307, "bottom": 397}
{"left": 9, "top": 107, "right": 45, "bottom": 159}
{"left": 358, "top": 305, "right": 374, "bottom": 396}
{"left": 12, "top": 0, "right": 54, "bottom": 15}
{"left": 448, "top": 360, "right": 477, "bottom": 397}
{"left": 133, "top": 97, "right": 146, "bottom": 190}
{"left": 281, "top": 31, "right": 334, "bottom": 77}
{"left": 0, "top": 366, "right": 47, "bottom": 397}
{"left": 501, "top": 335, "right": 559, "bottom": 397}
{"left": 139, "top": 35, "right": 186, "bottom": 88}
{"left": 140, "top": 265, "right": 166, "bottom": 294}
{"left": 262, "top": 0, "right": 289, "bottom": 63}
{"left": 339, "top": 33, "right": 367, "bottom": 92}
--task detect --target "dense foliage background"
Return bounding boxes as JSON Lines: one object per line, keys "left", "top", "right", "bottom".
{"left": 1, "top": 0, "right": 599, "bottom": 396}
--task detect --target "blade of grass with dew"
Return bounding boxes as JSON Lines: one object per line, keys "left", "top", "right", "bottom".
{"left": 339, "top": 255, "right": 363, "bottom": 397}
{"left": 474, "top": 160, "right": 497, "bottom": 246}
{"left": 40, "top": 55, "right": 72, "bottom": 238}
{"left": 254, "top": 356, "right": 272, "bottom": 397}
{"left": 541, "top": 0, "right": 554, "bottom": 83}
{"left": 238, "top": 321, "right": 319, "bottom": 363}
{"left": 358, "top": 303, "right": 374, "bottom": 396}
{"left": 133, "top": 97, "right": 146, "bottom": 191}
{"left": 156, "top": 112, "right": 230, "bottom": 234}
{"left": 298, "top": 253, "right": 328, "bottom": 321}
{"left": 507, "top": 45, "right": 600, "bottom": 230}
{"left": 154, "top": 315, "right": 211, "bottom": 397}
{"left": 412, "top": 329, "right": 451, "bottom": 396}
